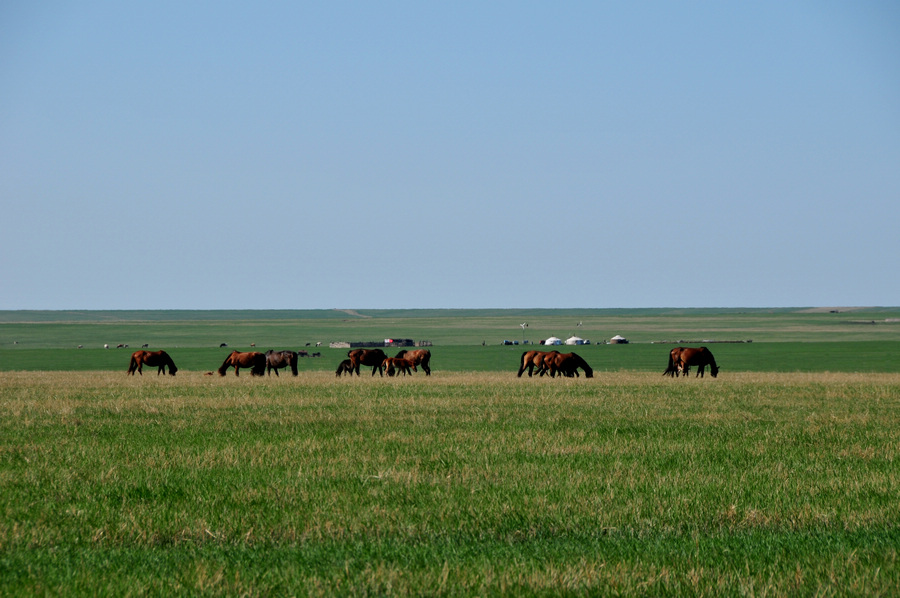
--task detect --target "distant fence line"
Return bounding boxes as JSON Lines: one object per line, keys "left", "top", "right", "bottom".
{"left": 651, "top": 340, "right": 753, "bottom": 344}
{"left": 329, "top": 340, "right": 433, "bottom": 349}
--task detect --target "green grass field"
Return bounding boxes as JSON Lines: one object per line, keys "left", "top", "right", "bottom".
{"left": 2, "top": 307, "right": 900, "bottom": 373}
{"left": 1, "top": 309, "right": 899, "bottom": 595}
{"left": 1, "top": 371, "right": 898, "bottom": 595}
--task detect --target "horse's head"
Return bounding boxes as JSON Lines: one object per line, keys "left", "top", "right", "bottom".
{"left": 709, "top": 364, "right": 719, "bottom": 378}
{"left": 168, "top": 363, "right": 178, "bottom": 376}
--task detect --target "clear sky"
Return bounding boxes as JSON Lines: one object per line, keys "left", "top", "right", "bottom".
{"left": 2, "top": 2, "right": 898, "bottom": 310}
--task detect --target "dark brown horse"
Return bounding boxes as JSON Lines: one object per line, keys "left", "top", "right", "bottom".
{"left": 218, "top": 351, "right": 266, "bottom": 376}
{"left": 394, "top": 349, "right": 431, "bottom": 375}
{"left": 335, "top": 359, "right": 354, "bottom": 377}
{"left": 676, "top": 347, "right": 719, "bottom": 378}
{"left": 348, "top": 349, "right": 387, "bottom": 376}
{"left": 545, "top": 352, "right": 593, "bottom": 378}
{"left": 128, "top": 350, "right": 178, "bottom": 376}
{"left": 662, "top": 347, "right": 687, "bottom": 377}
{"left": 383, "top": 357, "right": 414, "bottom": 376}
{"left": 517, "top": 350, "right": 558, "bottom": 377}
{"left": 265, "top": 350, "right": 299, "bottom": 376}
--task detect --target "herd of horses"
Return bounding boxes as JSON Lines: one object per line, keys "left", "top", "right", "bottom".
{"left": 126, "top": 345, "right": 719, "bottom": 379}
{"left": 335, "top": 348, "right": 432, "bottom": 377}
{"left": 516, "top": 350, "right": 594, "bottom": 378}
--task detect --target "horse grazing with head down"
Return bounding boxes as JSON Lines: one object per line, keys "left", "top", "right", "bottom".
{"left": 676, "top": 347, "right": 719, "bottom": 378}
{"left": 128, "top": 350, "right": 178, "bottom": 376}
{"left": 383, "top": 357, "right": 414, "bottom": 376}
{"left": 347, "top": 349, "right": 387, "bottom": 376}
{"left": 394, "top": 349, "right": 431, "bottom": 375}
{"left": 265, "top": 350, "right": 299, "bottom": 376}
{"left": 218, "top": 351, "right": 266, "bottom": 377}
{"left": 335, "top": 359, "right": 354, "bottom": 377}
{"left": 545, "top": 352, "right": 593, "bottom": 378}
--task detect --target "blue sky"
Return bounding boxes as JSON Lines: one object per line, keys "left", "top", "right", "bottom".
{"left": 2, "top": 2, "right": 898, "bottom": 310}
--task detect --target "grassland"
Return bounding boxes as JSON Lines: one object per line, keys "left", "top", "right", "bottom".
{"left": 1, "top": 309, "right": 898, "bottom": 595}
{"left": 1, "top": 371, "right": 898, "bottom": 596}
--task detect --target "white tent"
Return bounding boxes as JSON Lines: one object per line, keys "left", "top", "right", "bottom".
{"left": 544, "top": 336, "right": 562, "bottom": 345}
{"left": 565, "top": 336, "right": 585, "bottom": 345}
{"left": 610, "top": 335, "right": 628, "bottom": 344}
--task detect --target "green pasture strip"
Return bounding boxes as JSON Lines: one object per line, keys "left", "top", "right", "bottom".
{"left": 1, "top": 372, "right": 897, "bottom": 596}
{"left": 3, "top": 341, "right": 900, "bottom": 373}
{"left": 2, "top": 308, "right": 899, "bottom": 351}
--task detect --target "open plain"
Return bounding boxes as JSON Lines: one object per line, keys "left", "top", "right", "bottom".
{"left": 1, "top": 308, "right": 898, "bottom": 595}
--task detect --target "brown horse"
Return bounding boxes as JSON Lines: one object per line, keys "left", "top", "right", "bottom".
{"left": 128, "top": 350, "right": 178, "bottom": 376}
{"left": 676, "top": 347, "right": 719, "bottom": 378}
{"left": 662, "top": 347, "right": 687, "bottom": 377}
{"left": 394, "top": 349, "right": 431, "bottom": 375}
{"left": 383, "top": 357, "right": 414, "bottom": 376}
{"left": 335, "top": 359, "right": 354, "bottom": 377}
{"left": 544, "top": 352, "right": 593, "bottom": 378}
{"left": 517, "top": 350, "right": 557, "bottom": 377}
{"left": 265, "top": 350, "right": 299, "bottom": 376}
{"left": 348, "top": 349, "right": 387, "bottom": 376}
{"left": 218, "top": 351, "right": 266, "bottom": 376}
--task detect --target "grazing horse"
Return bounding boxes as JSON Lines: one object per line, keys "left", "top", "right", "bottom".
{"left": 335, "top": 359, "right": 354, "bottom": 377}
{"left": 676, "top": 347, "right": 719, "bottom": 378}
{"left": 265, "top": 350, "right": 299, "bottom": 376}
{"left": 517, "top": 350, "right": 557, "bottom": 377}
{"left": 128, "top": 350, "right": 178, "bottom": 376}
{"left": 347, "top": 349, "right": 387, "bottom": 376}
{"left": 217, "top": 351, "right": 266, "bottom": 377}
{"left": 383, "top": 357, "right": 414, "bottom": 377}
{"left": 545, "top": 352, "right": 594, "bottom": 378}
{"left": 394, "top": 349, "right": 431, "bottom": 375}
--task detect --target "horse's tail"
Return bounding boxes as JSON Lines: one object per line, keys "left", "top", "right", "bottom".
{"left": 395, "top": 349, "right": 407, "bottom": 358}
{"left": 517, "top": 351, "right": 530, "bottom": 377}
{"left": 290, "top": 352, "right": 299, "bottom": 376}
{"left": 251, "top": 354, "right": 267, "bottom": 376}
{"left": 663, "top": 353, "right": 676, "bottom": 376}
{"left": 128, "top": 354, "right": 138, "bottom": 375}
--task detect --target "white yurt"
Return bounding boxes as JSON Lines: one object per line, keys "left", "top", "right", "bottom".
{"left": 543, "top": 336, "right": 562, "bottom": 345}
{"left": 610, "top": 334, "right": 628, "bottom": 344}
{"left": 565, "top": 336, "right": 585, "bottom": 345}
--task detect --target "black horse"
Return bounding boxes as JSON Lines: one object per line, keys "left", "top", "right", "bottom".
{"left": 347, "top": 349, "right": 387, "bottom": 376}
{"left": 265, "top": 350, "right": 299, "bottom": 376}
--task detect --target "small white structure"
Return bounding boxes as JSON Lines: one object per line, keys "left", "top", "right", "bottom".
{"left": 543, "top": 336, "right": 562, "bottom": 345}
{"left": 610, "top": 335, "right": 628, "bottom": 344}
{"left": 565, "top": 336, "right": 585, "bottom": 345}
